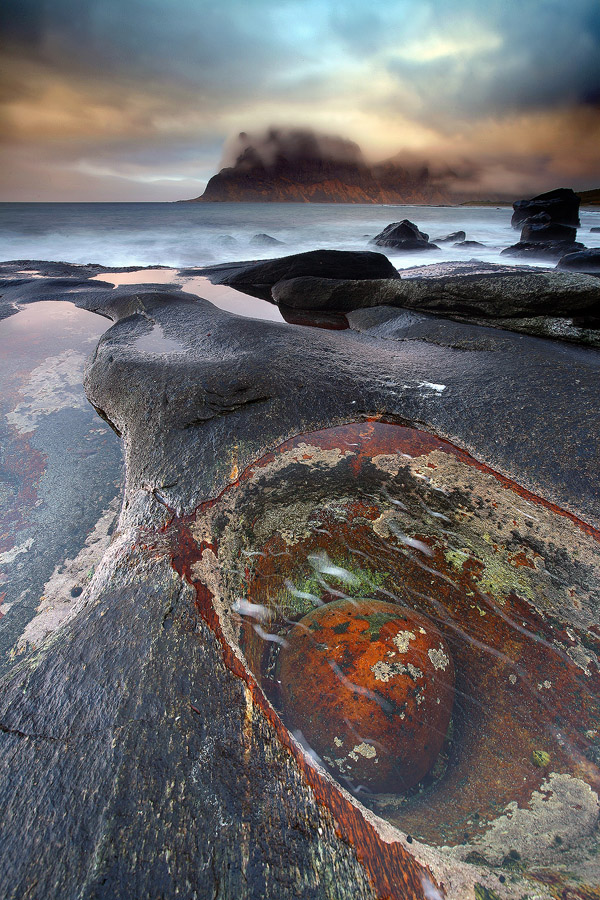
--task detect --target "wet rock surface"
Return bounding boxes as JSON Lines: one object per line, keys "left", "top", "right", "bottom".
{"left": 0, "top": 259, "right": 599, "bottom": 900}
{"left": 277, "top": 599, "right": 455, "bottom": 793}
{"left": 221, "top": 248, "right": 400, "bottom": 299}
{"left": 557, "top": 248, "right": 600, "bottom": 275}
{"left": 264, "top": 259, "right": 600, "bottom": 345}
{"left": 371, "top": 220, "right": 439, "bottom": 251}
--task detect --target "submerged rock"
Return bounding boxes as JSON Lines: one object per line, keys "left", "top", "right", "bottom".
{"left": 371, "top": 220, "right": 439, "bottom": 251}
{"left": 277, "top": 599, "right": 454, "bottom": 793}
{"left": 432, "top": 230, "right": 466, "bottom": 243}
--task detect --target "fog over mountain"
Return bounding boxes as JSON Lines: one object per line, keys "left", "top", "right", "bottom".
{"left": 1, "top": 0, "right": 599, "bottom": 199}
{"left": 192, "top": 127, "right": 486, "bottom": 204}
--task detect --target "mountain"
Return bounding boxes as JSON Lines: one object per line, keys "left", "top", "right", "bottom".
{"left": 578, "top": 188, "right": 600, "bottom": 206}
{"left": 186, "top": 130, "right": 455, "bottom": 204}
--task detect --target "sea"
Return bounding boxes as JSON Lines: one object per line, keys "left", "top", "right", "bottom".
{"left": 2, "top": 201, "right": 600, "bottom": 271}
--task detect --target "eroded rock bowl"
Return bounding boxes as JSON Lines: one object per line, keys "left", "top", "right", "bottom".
{"left": 184, "top": 420, "right": 600, "bottom": 893}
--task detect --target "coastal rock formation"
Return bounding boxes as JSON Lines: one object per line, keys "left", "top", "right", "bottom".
{"left": 504, "top": 190, "right": 585, "bottom": 259}
{"left": 520, "top": 212, "right": 577, "bottom": 243}
{"left": 249, "top": 232, "right": 285, "bottom": 247}
{"left": 221, "top": 248, "right": 400, "bottom": 298}
{"left": 0, "top": 260, "right": 599, "bottom": 900}
{"left": 371, "top": 220, "right": 439, "bottom": 251}
{"left": 511, "top": 187, "right": 581, "bottom": 229}
{"left": 432, "top": 230, "right": 466, "bottom": 243}
{"left": 219, "top": 254, "right": 600, "bottom": 341}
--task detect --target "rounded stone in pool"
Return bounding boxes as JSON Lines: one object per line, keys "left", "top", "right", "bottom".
{"left": 276, "top": 598, "right": 455, "bottom": 793}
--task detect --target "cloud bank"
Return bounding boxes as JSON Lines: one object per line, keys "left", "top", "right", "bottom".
{"left": 1, "top": 0, "right": 599, "bottom": 199}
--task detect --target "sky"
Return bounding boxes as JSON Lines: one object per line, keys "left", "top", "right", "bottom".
{"left": 1, "top": 0, "right": 599, "bottom": 201}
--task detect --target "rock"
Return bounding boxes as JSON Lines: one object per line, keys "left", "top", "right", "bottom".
{"left": 270, "top": 262, "right": 600, "bottom": 323}
{"left": 371, "top": 220, "right": 439, "bottom": 251}
{"left": 272, "top": 276, "right": 393, "bottom": 311}
{"left": 511, "top": 187, "right": 581, "bottom": 229}
{"left": 276, "top": 599, "right": 454, "bottom": 793}
{"left": 501, "top": 240, "right": 587, "bottom": 261}
{"left": 1, "top": 261, "right": 599, "bottom": 899}
{"left": 432, "top": 230, "right": 466, "bottom": 243}
{"left": 520, "top": 212, "right": 577, "bottom": 244}
{"left": 249, "top": 233, "right": 285, "bottom": 247}
{"left": 590, "top": 227, "right": 600, "bottom": 233}
{"left": 454, "top": 240, "right": 485, "bottom": 248}
{"left": 217, "top": 234, "right": 238, "bottom": 247}
{"left": 557, "top": 249, "right": 600, "bottom": 275}
{"left": 221, "top": 249, "right": 400, "bottom": 298}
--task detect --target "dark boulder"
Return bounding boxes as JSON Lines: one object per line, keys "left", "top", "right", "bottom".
{"left": 590, "top": 227, "right": 600, "bottom": 233}
{"left": 557, "top": 249, "right": 600, "bottom": 275}
{"left": 511, "top": 187, "right": 581, "bottom": 229}
{"left": 454, "top": 240, "right": 485, "bottom": 248}
{"left": 520, "top": 212, "right": 577, "bottom": 244}
{"left": 432, "top": 230, "right": 466, "bottom": 243}
{"left": 272, "top": 276, "right": 397, "bottom": 312}
{"left": 249, "top": 233, "right": 285, "bottom": 247}
{"left": 221, "top": 249, "right": 400, "bottom": 298}
{"left": 371, "top": 220, "right": 439, "bottom": 251}
{"left": 501, "top": 240, "right": 586, "bottom": 261}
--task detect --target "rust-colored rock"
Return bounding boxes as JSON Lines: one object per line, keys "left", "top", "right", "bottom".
{"left": 276, "top": 598, "right": 455, "bottom": 793}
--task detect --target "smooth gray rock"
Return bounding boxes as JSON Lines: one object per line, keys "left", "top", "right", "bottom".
{"left": 557, "top": 249, "right": 600, "bottom": 275}
{"left": 269, "top": 262, "right": 600, "bottom": 326}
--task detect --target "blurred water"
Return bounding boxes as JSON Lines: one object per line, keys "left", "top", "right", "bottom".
{"left": 2, "top": 202, "right": 600, "bottom": 270}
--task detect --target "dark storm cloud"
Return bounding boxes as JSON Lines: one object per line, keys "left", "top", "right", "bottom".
{"left": 1, "top": 0, "right": 600, "bottom": 198}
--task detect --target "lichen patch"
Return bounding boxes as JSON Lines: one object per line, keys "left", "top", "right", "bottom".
{"left": 393, "top": 630, "right": 416, "bottom": 653}
{"left": 428, "top": 646, "right": 450, "bottom": 671}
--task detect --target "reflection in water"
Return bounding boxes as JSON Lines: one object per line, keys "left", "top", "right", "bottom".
{"left": 134, "top": 323, "right": 188, "bottom": 355}
{"left": 92, "top": 268, "right": 286, "bottom": 323}
{"left": 0, "top": 301, "right": 122, "bottom": 673}
{"left": 181, "top": 276, "right": 286, "bottom": 324}
{"left": 91, "top": 268, "right": 177, "bottom": 286}
{"left": 201, "top": 421, "right": 600, "bottom": 892}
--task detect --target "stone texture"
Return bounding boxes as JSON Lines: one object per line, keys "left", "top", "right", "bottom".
{"left": 0, "top": 260, "right": 599, "bottom": 900}
{"left": 371, "top": 220, "right": 439, "bottom": 251}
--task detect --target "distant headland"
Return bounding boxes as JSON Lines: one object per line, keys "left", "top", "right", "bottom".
{"left": 183, "top": 127, "right": 600, "bottom": 206}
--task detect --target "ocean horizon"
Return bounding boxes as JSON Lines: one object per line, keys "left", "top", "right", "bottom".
{"left": 3, "top": 201, "right": 599, "bottom": 271}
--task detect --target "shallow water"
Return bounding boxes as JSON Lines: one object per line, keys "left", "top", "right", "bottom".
{"left": 2, "top": 201, "right": 600, "bottom": 271}
{"left": 93, "top": 269, "right": 286, "bottom": 323}
{"left": 208, "top": 421, "right": 600, "bottom": 893}
{"left": 0, "top": 301, "right": 122, "bottom": 674}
